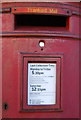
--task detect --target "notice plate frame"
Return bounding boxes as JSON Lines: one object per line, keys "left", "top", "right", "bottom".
{"left": 19, "top": 53, "right": 62, "bottom": 112}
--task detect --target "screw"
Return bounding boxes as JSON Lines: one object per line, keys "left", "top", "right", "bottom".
{"left": 14, "top": 8, "right": 16, "bottom": 11}
{"left": 67, "top": 10, "right": 69, "bottom": 14}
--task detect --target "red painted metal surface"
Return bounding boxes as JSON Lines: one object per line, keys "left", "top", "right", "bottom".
{"left": 1, "top": 2, "right": 80, "bottom": 119}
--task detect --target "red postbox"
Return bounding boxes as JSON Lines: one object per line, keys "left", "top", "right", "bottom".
{"left": 1, "top": 2, "right": 80, "bottom": 119}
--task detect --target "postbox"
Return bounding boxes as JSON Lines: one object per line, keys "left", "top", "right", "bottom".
{"left": 1, "top": 2, "right": 80, "bottom": 119}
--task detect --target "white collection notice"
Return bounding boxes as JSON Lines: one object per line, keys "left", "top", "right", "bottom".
{"left": 28, "top": 63, "right": 56, "bottom": 105}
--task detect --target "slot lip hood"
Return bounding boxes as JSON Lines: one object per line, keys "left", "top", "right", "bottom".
{"left": 11, "top": 7, "right": 72, "bottom": 16}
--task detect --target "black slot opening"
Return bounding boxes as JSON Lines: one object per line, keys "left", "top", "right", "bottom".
{"left": 15, "top": 14, "right": 68, "bottom": 31}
